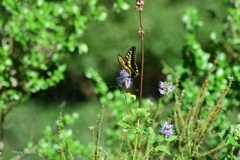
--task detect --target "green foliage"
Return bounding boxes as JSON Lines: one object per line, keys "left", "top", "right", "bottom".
{"left": 164, "top": 4, "right": 238, "bottom": 126}
{"left": 0, "top": 0, "right": 109, "bottom": 103}
{"left": 85, "top": 68, "right": 236, "bottom": 159}
{"left": 113, "top": 0, "right": 130, "bottom": 13}
{"left": 2, "top": 0, "right": 240, "bottom": 160}
{"left": 0, "top": 0, "right": 128, "bottom": 159}
{"left": 85, "top": 67, "right": 177, "bottom": 159}
{"left": 84, "top": 1, "right": 240, "bottom": 160}
{"left": 182, "top": 8, "right": 204, "bottom": 33}
{"left": 162, "top": 1, "right": 240, "bottom": 159}
{"left": 25, "top": 112, "right": 92, "bottom": 160}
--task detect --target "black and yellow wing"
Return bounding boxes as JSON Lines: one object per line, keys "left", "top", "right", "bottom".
{"left": 117, "top": 46, "right": 140, "bottom": 77}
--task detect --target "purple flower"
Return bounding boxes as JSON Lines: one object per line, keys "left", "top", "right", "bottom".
{"left": 117, "top": 70, "right": 132, "bottom": 88}
{"left": 160, "top": 121, "right": 174, "bottom": 138}
{"left": 158, "top": 81, "right": 173, "bottom": 95}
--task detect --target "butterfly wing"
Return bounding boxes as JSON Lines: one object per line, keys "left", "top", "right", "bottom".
{"left": 117, "top": 54, "right": 132, "bottom": 74}
{"left": 127, "top": 46, "right": 140, "bottom": 77}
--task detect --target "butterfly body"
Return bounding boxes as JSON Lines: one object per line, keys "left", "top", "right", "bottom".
{"left": 117, "top": 46, "right": 140, "bottom": 77}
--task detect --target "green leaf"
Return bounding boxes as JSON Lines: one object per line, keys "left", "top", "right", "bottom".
{"left": 226, "top": 135, "right": 238, "bottom": 146}
{"left": 155, "top": 145, "right": 171, "bottom": 155}
{"left": 165, "top": 135, "right": 178, "bottom": 142}
{"left": 78, "top": 43, "right": 88, "bottom": 54}
{"left": 148, "top": 127, "right": 157, "bottom": 144}
{"left": 117, "top": 121, "right": 130, "bottom": 128}
{"left": 125, "top": 92, "right": 136, "bottom": 101}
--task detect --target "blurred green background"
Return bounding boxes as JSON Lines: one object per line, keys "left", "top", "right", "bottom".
{"left": 1, "top": 0, "right": 231, "bottom": 159}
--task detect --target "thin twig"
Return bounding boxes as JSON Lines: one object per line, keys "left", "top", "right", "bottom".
{"left": 138, "top": 6, "right": 145, "bottom": 109}
{"left": 58, "top": 109, "right": 63, "bottom": 160}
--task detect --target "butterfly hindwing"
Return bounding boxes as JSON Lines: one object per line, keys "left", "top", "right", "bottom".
{"left": 117, "top": 46, "right": 139, "bottom": 77}
{"left": 129, "top": 46, "right": 139, "bottom": 77}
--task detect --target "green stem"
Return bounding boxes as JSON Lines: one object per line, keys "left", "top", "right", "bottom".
{"left": 133, "top": 118, "right": 140, "bottom": 160}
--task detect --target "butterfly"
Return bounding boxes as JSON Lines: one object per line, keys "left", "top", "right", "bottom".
{"left": 117, "top": 46, "right": 140, "bottom": 77}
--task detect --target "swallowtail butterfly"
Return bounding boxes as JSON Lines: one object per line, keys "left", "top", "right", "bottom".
{"left": 117, "top": 46, "right": 140, "bottom": 77}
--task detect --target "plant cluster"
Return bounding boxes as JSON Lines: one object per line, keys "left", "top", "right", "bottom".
{"left": 83, "top": 1, "right": 239, "bottom": 159}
